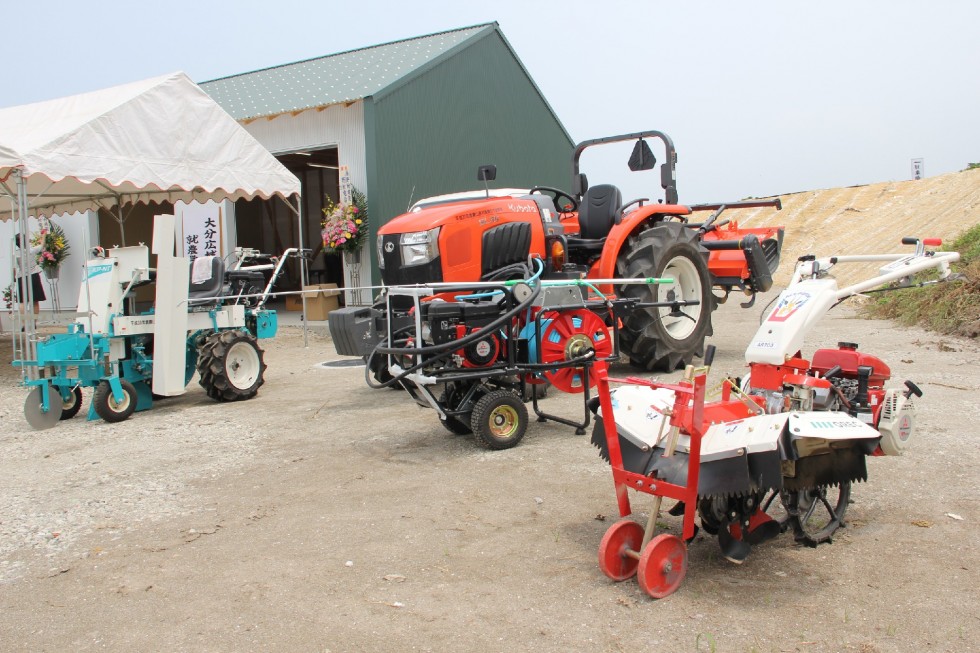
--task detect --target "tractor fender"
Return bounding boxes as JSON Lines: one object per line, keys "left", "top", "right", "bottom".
{"left": 595, "top": 205, "right": 691, "bottom": 292}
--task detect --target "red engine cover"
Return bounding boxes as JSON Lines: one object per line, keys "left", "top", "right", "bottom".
{"left": 810, "top": 343, "right": 890, "bottom": 386}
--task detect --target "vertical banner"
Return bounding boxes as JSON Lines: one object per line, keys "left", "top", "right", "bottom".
{"left": 339, "top": 164, "right": 353, "bottom": 205}
{"left": 911, "top": 158, "right": 924, "bottom": 180}
{"left": 177, "top": 201, "right": 223, "bottom": 262}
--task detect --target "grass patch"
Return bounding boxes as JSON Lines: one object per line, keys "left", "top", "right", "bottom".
{"left": 861, "top": 224, "right": 980, "bottom": 337}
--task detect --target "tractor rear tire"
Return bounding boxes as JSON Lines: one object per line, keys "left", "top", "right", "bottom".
{"left": 197, "top": 330, "right": 267, "bottom": 402}
{"left": 616, "top": 222, "right": 713, "bottom": 371}
{"left": 93, "top": 379, "right": 138, "bottom": 423}
{"left": 470, "top": 389, "right": 528, "bottom": 450}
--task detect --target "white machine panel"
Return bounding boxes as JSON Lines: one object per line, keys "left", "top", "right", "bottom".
{"left": 745, "top": 278, "right": 839, "bottom": 365}
{"left": 152, "top": 214, "right": 191, "bottom": 396}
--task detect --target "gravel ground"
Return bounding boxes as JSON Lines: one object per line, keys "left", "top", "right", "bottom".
{"left": 1, "top": 293, "right": 978, "bottom": 652}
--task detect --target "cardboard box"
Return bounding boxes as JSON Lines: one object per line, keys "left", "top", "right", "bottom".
{"left": 301, "top": 283, "right": 341, "bottom": 321}
{"left": 285, "top": 295, "right": 303, "bottom": 311}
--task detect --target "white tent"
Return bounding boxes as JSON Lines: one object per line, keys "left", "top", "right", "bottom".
{"left": 0, "top": 71, "right": 300, "bottom": 225}
{"left": 0, "top": 71, "right": 307, "bottom": 346}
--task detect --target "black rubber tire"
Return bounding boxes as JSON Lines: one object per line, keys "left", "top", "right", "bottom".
{"left": 365, "top": 352, "right": 405, "bottom": 390}
{"left": 93, "top": 380, "right": 138, "bottom": 423}
{"left": 789, "top": 483, "right": 851, "bottom": 547}
{"left": 616, "top": 222, "right": 714, "bottom": 371}
{"left": 60, "top": 386, "right": 84, "bottom": 420}
{"left": 470, "top": 390, "right": 528, "bottom": 450}
{"left": 196, "top": 330, "right": 267, "bottom": 402}
{"left": 438, "top": 387, "right": 473, "bottom": 435}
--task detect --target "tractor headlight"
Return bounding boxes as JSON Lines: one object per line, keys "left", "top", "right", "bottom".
{"left": 377, "top": 234, "right": 385, "bottom": 269}
{"left": 400, "top": 227, "right": 441, "bottom": 266}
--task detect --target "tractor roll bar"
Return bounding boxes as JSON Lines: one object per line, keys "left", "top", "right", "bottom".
{"left": 572, "top": 130, "right": 678, "bottom": 205}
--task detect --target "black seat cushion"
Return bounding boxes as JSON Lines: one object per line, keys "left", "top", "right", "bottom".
{"left": 577, "top": 184, "right": 622, "bottom": 240}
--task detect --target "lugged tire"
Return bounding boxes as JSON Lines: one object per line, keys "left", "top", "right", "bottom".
{"left": 196, "top": 330, "right": 267, "bottom": 402}
{"left": 616, "top": 222, "right": 714, "bottom": 371}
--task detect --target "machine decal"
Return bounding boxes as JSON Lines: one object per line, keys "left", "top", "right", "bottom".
{"left": 767, "top": 290, "right": 811, "bottom": 322}
{"left": 85, "top": 263, "right": 114, "bottom": 278}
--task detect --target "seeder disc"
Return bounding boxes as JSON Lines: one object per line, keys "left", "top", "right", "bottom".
{"left": 24, "top": 386, "right": 64, "bottom": 431}
{"left": 597, "top": 519, "right": 644, "bottom": 581}
{"left": 637, "top": 533, "right": 688, "bottom": 598}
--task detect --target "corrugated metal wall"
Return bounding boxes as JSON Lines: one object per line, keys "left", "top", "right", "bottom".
{"left": 241, "top": 101, "right": 368, "bottom": 190}
{"left": 238, "top": 102, "right": 369, "bottom": 289}
{"left": 365, "top": 30, "right": 573, "bottom": 282}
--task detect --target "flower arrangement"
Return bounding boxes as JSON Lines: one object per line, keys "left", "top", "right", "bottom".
{"left": 321, "top": 187, "right": 368, "bottom": 254}
{"left": 2, "top": 283, "right": 13, "bottom": 310}
{"left": 30, "top": 221, "right": 71, "bottom": 271}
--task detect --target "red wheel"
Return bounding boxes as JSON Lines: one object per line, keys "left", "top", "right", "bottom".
{"left": 539, "top": 309, "right": 612, "bottom": 393}
{"left": 637, "top": 534, "right": 688, "bottom": 598}
{"left": 598, "top": 520, "right": 644, "bottom": 581}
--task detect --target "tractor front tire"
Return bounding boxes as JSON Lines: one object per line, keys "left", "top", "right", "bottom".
{"left": 470, "top": 390, "right": 528, "bottom": 450}
{"left": 93, "top": 380, "right": 138, "bottom": 423}
{"left": 197, "top": 330, "right": 267, "bottom": 402}
{"left": 616, "top": 222, "right": 713, "bottom": 371}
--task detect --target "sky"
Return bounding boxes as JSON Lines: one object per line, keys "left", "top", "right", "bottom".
{"left": 3, "top": 0, "right": 978, "bottom": 204}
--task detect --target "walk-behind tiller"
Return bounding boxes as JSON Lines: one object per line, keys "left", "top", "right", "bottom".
{"left": 358, "top": 263, "right": 677, "bottom": 449}
{"left": 591, "top": 237, "right": 960, "bottom": 598}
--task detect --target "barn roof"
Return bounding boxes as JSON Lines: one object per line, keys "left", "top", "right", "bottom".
{"left": 202, "top": 23, "right": 495, "bottom": 121}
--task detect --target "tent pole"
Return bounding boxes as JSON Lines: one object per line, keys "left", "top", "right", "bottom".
{"left": 289, "top": 194, "right": 309, "bottom": 348}
{"left": 116, "top": 195, "right": 126, "bottom": 246}
{"left": 14, "top": 169, "right": 38, "bottom": 378}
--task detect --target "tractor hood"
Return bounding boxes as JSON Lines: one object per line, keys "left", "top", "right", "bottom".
{"left": 380, "top": 190, "right": 531, "bottom": 236}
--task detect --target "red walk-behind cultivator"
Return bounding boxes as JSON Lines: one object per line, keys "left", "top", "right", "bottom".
{"left": 590, "top": 237, "right": 960, "bottom": 598}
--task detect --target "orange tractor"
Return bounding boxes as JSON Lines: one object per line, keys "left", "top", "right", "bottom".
{"left": 330, "top": 130, "right": 783, "bottom": 378}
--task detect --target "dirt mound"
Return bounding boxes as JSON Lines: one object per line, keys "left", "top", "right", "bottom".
{"left": 720, "top": 167, "right": 980, "bottom": 287}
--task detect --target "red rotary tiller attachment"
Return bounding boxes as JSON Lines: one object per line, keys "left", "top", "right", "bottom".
{"left": 593, "top": 346, "right": 714, "bottom": 599}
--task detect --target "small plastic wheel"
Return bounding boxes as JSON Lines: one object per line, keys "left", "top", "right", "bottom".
{"left": 598, "top": 520, "right": 644, "bottom": 581}
{"left": 93, "top": 380, "right": 138, "bottom": 423}
{"left": 60, "top": 386, "right": 84, "bottom": 420}
{"left": 637, "top": 533, "right": 688, "bottom": 599}
{"left": 470, "top": 390, "right": 528, "bottom": 450}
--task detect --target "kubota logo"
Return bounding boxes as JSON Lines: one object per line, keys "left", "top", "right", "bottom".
{"left": 384, "top": 242, "right": 394, "bottom": 253}
{"left": 768, "top": 291, "right": 811, "bottom": 322}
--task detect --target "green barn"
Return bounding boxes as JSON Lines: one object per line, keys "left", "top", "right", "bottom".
{"left": 202, "top": 22, "right": 572, "bottom": 303}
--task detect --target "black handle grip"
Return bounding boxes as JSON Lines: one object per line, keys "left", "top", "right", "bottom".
{"left": 901, "top": 237, "right": 918, "bottom": 245}
{"left": 904, "top": 380, "right": 923, "bottom": 398}
{"left": 703, "top": 344, "right": 716, "bottom": 368}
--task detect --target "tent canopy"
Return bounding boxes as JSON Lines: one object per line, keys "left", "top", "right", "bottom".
{"left": 0, "top": 71, "right": 300, "bottom": 220}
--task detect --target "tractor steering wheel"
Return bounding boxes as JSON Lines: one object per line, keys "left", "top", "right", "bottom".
{"left": 529, "top": 186, "right": 578, "bottom": 214}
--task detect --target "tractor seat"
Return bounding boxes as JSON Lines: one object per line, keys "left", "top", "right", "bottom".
{"left": 188, "top": 255, "right": 226, "bottom": 302}
{"left": 566, "top": 184, "right": 622, "bottom": 252}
